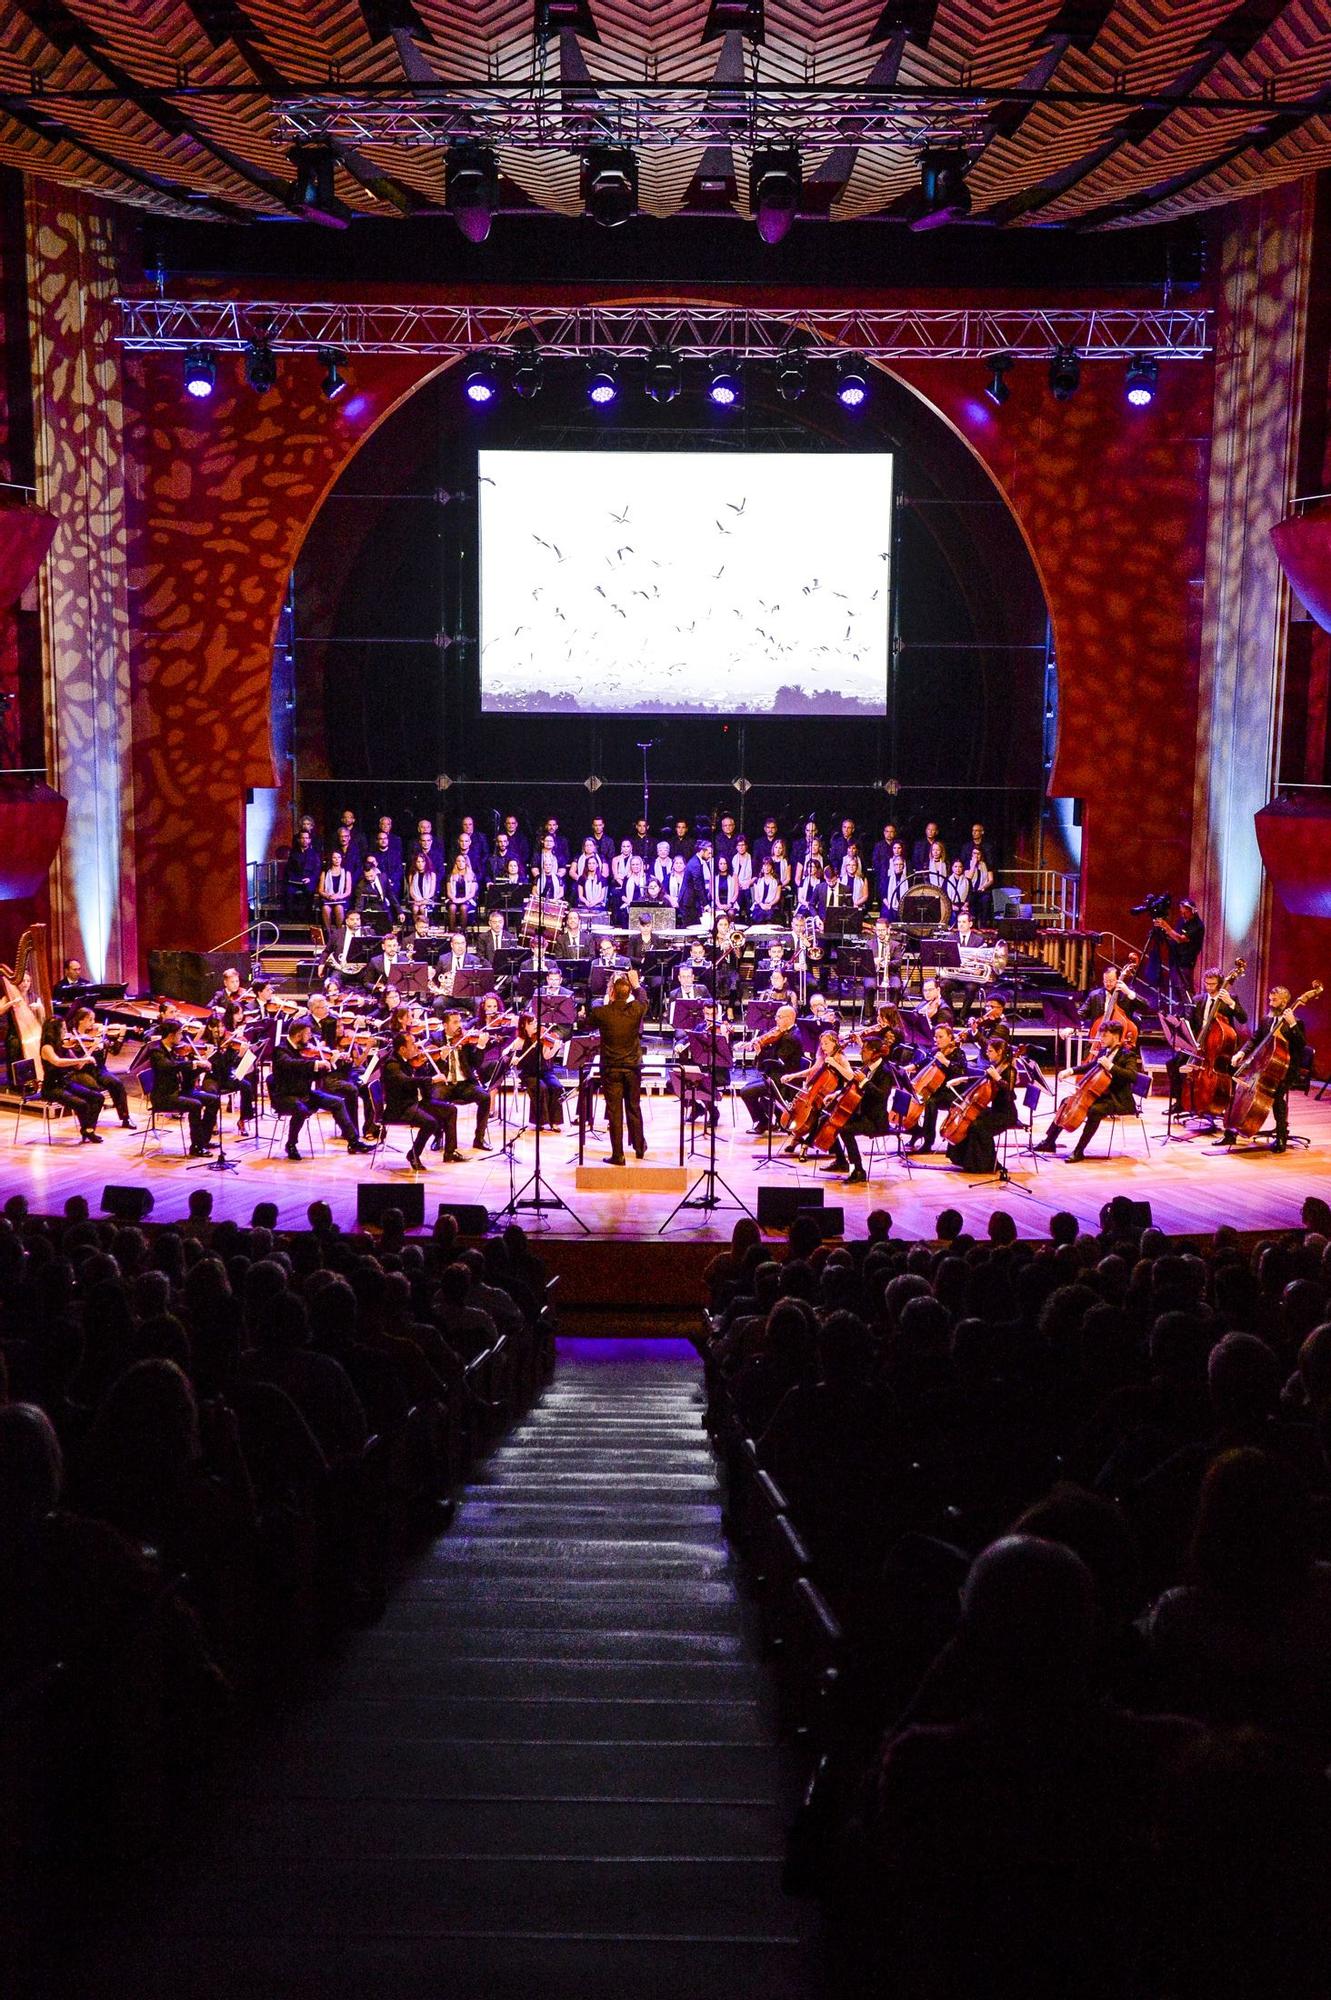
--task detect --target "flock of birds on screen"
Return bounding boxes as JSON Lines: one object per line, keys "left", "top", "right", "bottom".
{"left": 480, "top": 479, "right": 889, "bottom": 714}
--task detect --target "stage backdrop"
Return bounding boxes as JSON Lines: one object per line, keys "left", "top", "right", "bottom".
{"left": 103, "top": 274, "right": 1216, "bottom": 978}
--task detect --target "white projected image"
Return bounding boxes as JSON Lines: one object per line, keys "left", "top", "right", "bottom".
{"left": 478, "top": 448, "right": 892, "bottom": 715}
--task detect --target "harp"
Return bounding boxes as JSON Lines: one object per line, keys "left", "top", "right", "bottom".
{"left": 0, "top": 923, "right": 53, "bottom": 1083}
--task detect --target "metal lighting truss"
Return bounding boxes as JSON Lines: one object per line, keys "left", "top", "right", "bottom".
{"left": 274, "top": 87, "right": 991, "bottom": 152}
{"left": 116, "top": 299, "right": 1212, "bottom": 363}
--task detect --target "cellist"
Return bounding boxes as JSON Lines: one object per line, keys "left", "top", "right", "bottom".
{"left": 1216, "top": 984, "right": 1306, "bottom": 1153}
{"left": 819, "top": 1031, "right": 896, "bottom": 1184}
{"left": 1034, "top": 1018, "right": 1140, "bottom": 1160}
{"left": 1166, "top": 966, "right": 1247, "bottom": 1116}
{"left": 945, "top": 1034, "right": 1020, "bottom": 1175}
{"left": 778, "top": 1029, "right": 855, "bottom": 1157}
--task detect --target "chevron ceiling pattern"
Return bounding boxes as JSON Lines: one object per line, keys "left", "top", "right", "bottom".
{"left": 0, "top": 0, "right": 1328, "bottom": 230}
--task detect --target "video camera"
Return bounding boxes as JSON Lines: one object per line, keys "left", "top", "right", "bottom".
{"left": 1129, "top": 892, "right": 1172, "bottom": 920}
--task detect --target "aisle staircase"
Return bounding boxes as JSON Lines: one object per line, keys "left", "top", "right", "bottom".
{"left": 61, "top": 1339, "right": 821, "bottom": 2000}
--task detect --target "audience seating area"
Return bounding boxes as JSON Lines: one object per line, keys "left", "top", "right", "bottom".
{"left": 0, "top": 1192, "right": 554, "bottom": 1932}
{"left": 702, "top": 1193, "right": 1331, "bottom": 2000}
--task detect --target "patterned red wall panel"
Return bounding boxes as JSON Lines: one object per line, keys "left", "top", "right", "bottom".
{"left": 891, "top": 353, "right": 1212, "bottom": 946}
{"left": 123, "top": 349, "right": 439, "bottom": 970}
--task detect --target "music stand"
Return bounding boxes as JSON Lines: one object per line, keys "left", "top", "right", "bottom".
{"left": 497, "top": 869, "right": 586, "bottom": 1232}
{"left": 1158, "top": 1013, "right": 1201, "bottom": 1143}
{"left": 661, "top": 900, "right": 753, "bottom": 1232}
{"left": 564, "top": 1033, "right": 600, "bottom": 1163}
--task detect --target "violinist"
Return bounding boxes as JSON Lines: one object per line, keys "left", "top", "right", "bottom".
{"left": 738, "top": 1003, "right": 804, "bottom": 1134}
{"left": 63, "top": 1005, "right": 135, "bottom": 1128}
{"left": 270, "top": 1019, "right": 368, "bottom": 1161}
{"left": 912, "top": 978, "right": 954, "bottom": 1044}
{"left": 209, "top": 965, "right": 255, "bottom": 1026}
{"left": 474, "top": 991, "right": 515, "bottom": 1038}
{"left": 945, "top": 1035, "right": 1020, "bottom": 1176}
{"left": 381, "top": 1030, "right": 461, "bottom": 1170}
{"left": 38, "top": 1010, "right": 108, "bottom": 1142}
{"left": 437, "top": 1010, "right": 493, "bottom": 1150}
{"left": 329, "top": 1013, "right": 384, "bottom": 1142}
{"left": 1034, "top": 1018, "right": 1140, "bottom": 1160}
{"left": 906, "top": 1021, "right": 968, "bottom": 1154}
{"left": 1167, "top": 967, "right": 1247, "bottom": 1114}
{"left": 1216, "top": 984, "right": 1306, "bottom": 1153}
{"left": 144, "top": 1020, "right": 220, "bottom": 1155}
{"left": 508, "top": 1012, "right": 564, "bottom": 1130}
{"left": 963, "top": 991, "right": 1013, "bottom": 1052}
{"left": 203, "top": 1015, "right": 257, "bottom": 1137}
{"left": 822, "top": 1033, "right": 895, "bottom": 1184}
{"left": 304, "top": 994, "right": 371, "bottom": 1141}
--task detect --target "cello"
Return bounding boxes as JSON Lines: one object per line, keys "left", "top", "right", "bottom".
{"left": 894, "top": 1046, "right": 956, "bottom": 1133}
{"left": 780, "top": 1040, "right": 852, "bottom": 1144}
{"left": 1224, "top": 982, "right": 1322, "bottom": 1139}
{"left": 1053, "top": 1047, "right": 1117, "bottom": 1133}
{"left": 809, "top": 1039, "right": 887, "bottom": 1155}
{"left": 1179, "top": 957, "right": 1247, "bottom": 1116}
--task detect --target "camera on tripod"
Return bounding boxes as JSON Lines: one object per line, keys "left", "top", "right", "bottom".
{"left": 1129, "top": 892, "right": 1172, "bottom": 920}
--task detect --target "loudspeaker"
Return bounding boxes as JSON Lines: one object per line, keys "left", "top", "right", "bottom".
{"left": 1124, "top": 1199, "right": 1154, "bottom": 1229}
{"left": 756, "top": 1184, "right": 825, "bottom": 1229}
{"left": 432, "top": 1202, "right": 491, "bottom": 1236}
{"left": 356, "top": 1183, "right": 425, "bottom": 1230}
{"left": 100, "top": 1184, "right": 154, "bottom": 1222}
{"left": 807, "top": 1206, "right": 845, "bottom": 1241}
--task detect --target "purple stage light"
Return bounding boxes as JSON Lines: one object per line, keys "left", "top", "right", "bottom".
{"left": 183, "top": 345, "right": 215, "bottom": 399}
{"left": 464, "top": 362, "right": 499, "bottom": 405}
{"left": 1125, "top": 356, "right": 1158, "bottom": 407}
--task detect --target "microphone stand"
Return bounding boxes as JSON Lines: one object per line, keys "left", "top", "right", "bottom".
{"left": 661, "top": 894, "right": 753, "bottom": 1232}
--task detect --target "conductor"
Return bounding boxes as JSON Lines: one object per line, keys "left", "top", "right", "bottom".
{"left": 588, "top": 967, "right": 649, "bottom": 1165}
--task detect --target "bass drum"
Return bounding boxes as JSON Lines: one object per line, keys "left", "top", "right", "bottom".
{"left": 900, "top": 884, "right": 950, "bottom": 929}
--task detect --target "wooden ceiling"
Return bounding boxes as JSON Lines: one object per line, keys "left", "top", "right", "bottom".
{"left": 0, "top": 1, "right": 1328, "bottom": 230}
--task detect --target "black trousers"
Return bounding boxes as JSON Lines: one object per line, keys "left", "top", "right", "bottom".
{"left": 394, "top": 1102, "right": 456, "bottom": 1157}
{"left": 211, "top": 1062, "right": 257, "bottom": 1125}
{"left": 158, "top": 1089, "right": 219, "bottom": 1148}
{"left": 831, "top": 1115, "right": 889, "bottom": 1173}
{"left": 316, "top": 1074, "right": 362, "bottom": 1138}
{"left": 287, "top": 1087, "right": 357, "bottom": 1149}
{"left": 601, "top": 1064, "right": 645, "bottom": 1161}
{"left": 525, "top": 1080, "right": 563, "bottom": 1129}
{"left": 91, "top": 1065, "right": 130, "bottom": 1122}
{"left": 44, "top": 1078, "right": 104, "bottom": 1133}
{"left": 440, "top": 1079, "right": 489, "bottom": 1145}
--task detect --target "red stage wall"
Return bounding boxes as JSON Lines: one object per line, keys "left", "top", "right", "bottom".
{"left": 122, "top": 288, "right": 1212, "bottom": 974}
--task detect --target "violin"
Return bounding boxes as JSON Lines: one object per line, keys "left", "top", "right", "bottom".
{"left": 1179, "top": 957, "right": 1247, "bottom": 1116}
{"left": 1225, "top": 981, "right": 1322, "bottom": 1138}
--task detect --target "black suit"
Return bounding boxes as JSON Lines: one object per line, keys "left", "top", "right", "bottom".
{"left": 588, "top": 992, "right": 649, "bottom": 1161}
{"left": 145, "top": 1040, "right": 219, "bottom": 1149}
{"left": 381, "top": 1054, "right": 457, "bottom": 1159}
{"left": 436, "top": 1037, "right": 491, "bottom": 1146}
{"left": 270, "top": 1044, "right": 359, "bottom": 1152}
{"left": 1226, "top": 1011, "right": 1305, "bottom": 1146}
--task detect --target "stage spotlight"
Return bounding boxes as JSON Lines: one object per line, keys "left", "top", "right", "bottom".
{"left": 1048, "top": 346, "right": 1081, "bottom": 400}
{"left": 1125, "top": 354, "right": 1158, "bottom": 407}
{"left": 183, "top": 344, "right": 215, "bottom": 400}
{"left": 984, "top": 354, "right": 1012, "bottom": 407}
{"left": 446, "top": 140, "right": 498, "bottom": 244}
{"left": 751, "top": 143, "right": 801, "bottom": 246}
{"left": 836, "top": 356, "right": 869, "bottom": 408}
{"left": 582, "top": 145, "right": 638, "bottom": 228}
{"left": 511, "top": 337, "right": 543, "bottom": 401}
{"left": 644, "top": 346, "right": 681, "bottom": 405}
{"left": 708, "top": 360, "right": 741, "bottom": 407}
{"left": 463, "top": 356, "right": 500, "bottom": 405}
{"left": 914, "top": 146, "right": 972, "bottom": 230}
{"left": 318, "top": 347, "right": 348, "bottom": 399}
{"left": 776, "top": 344, "right": 809, "bottom": 403}
{"left": 586, "top": 356, "right": 620, "bottom": 405}
{"left": 243, "top": 337, "right": 276, "bottom": 393}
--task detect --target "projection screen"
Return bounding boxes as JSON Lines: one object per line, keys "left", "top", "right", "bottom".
{"left": 478, "top": 448, "right": 893, "bottom": 716}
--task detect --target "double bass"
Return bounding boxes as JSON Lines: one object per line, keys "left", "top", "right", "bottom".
{"left": 1179, "top": 957, "right": 1247, "bottom": 1116}
{"left": 1088, "top": 951, "right": 1143, "bottom": 1055}
{"left": 1225, "top": 982, "right": 1322, "bottom": 1139}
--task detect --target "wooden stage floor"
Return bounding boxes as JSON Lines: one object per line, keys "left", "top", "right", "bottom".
{"left": 4, "top": 1088, "right": 1330, "bottom": 1250}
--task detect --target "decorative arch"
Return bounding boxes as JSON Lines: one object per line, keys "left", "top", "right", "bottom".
{"left": 123, "top": 292, "right": 1211, "bottom": 966}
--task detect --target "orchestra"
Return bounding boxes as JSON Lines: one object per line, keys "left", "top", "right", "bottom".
{"left": 1, "top": 814, "right": 1322, "bottom": 1191}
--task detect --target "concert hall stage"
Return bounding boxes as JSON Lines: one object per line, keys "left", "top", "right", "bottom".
{"left": 5, "top": 1092, "right": 1329, "bottom": 1308}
